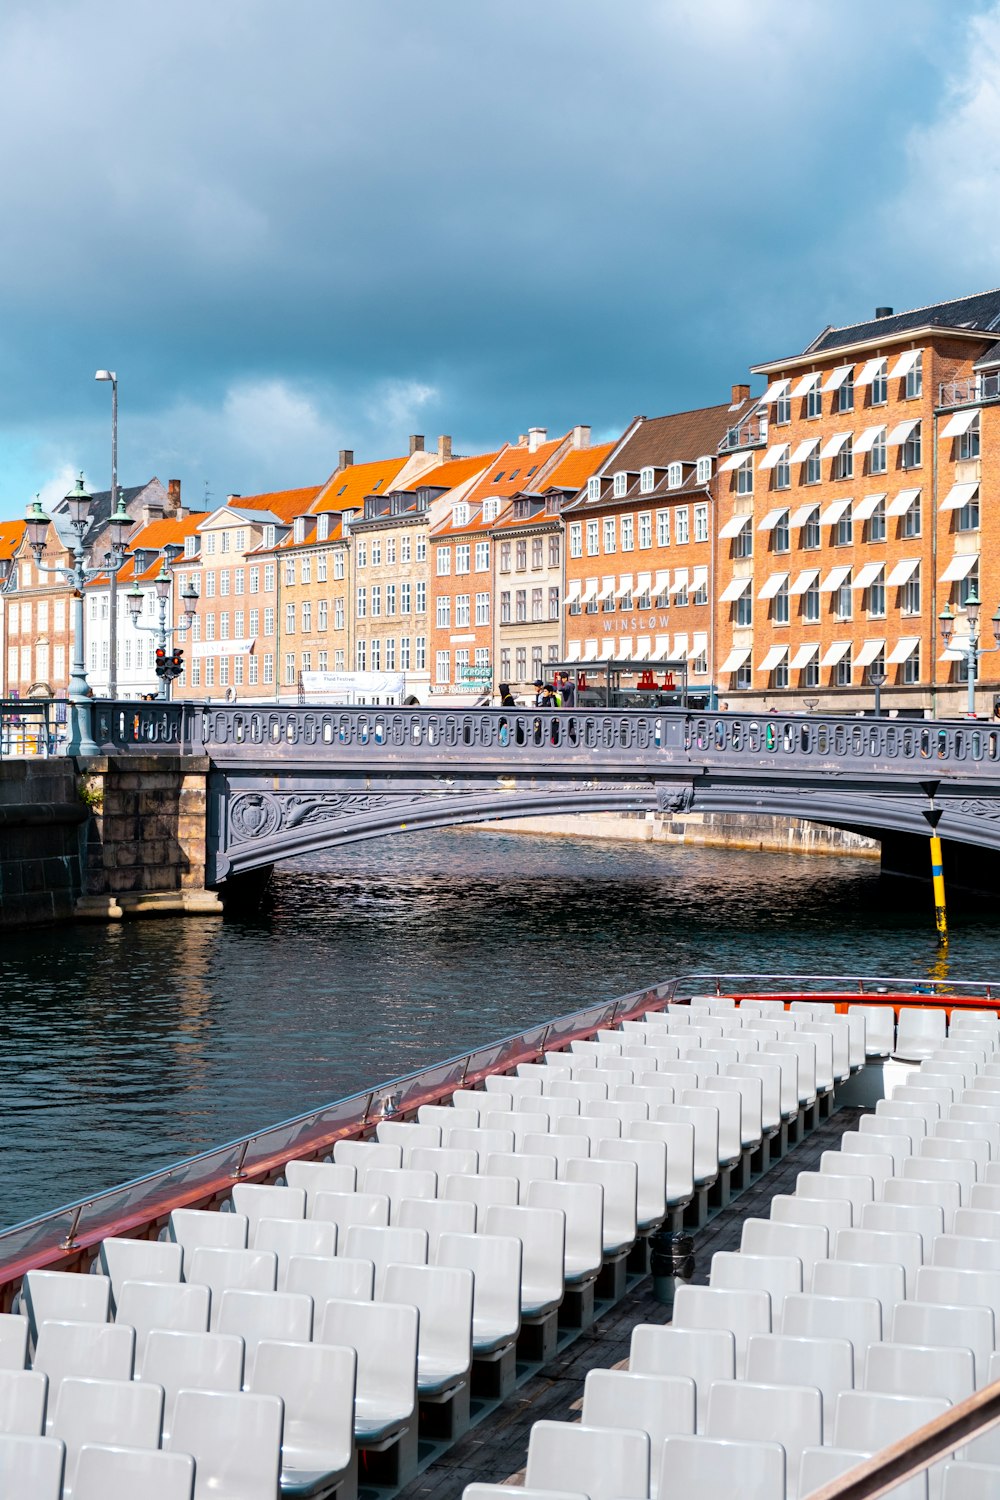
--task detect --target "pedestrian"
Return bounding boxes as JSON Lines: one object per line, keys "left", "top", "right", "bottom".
{"left": 498, "top": 682, "right": 516, "bottom": 707}
{"left": 559, "top": 671, "right": 576, "bottom": 708}
{"left": 533, "top": 678, "right": 549, "bottom": 708}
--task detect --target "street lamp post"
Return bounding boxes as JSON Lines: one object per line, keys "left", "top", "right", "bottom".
{"left": 867, "top": 667, "right": 887, "bottom": 719}
{"left": 938, "top": 589, "right": 1000, "bottom": 716}
{"left": 25, "top": 476, "right": 131, "bottom": 756}
{"left": 125, "top": 561, "right": 198, "bottom": 699}
{"left": 95, "top": 370, "right": 119, "bottom": 697}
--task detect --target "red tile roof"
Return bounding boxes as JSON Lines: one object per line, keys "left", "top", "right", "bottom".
{"left": 400, "top": 451, "right": 500, "bottom": 493}
{"left": 462, "top": 438, "right": 565, "bottom": 505}
{"left": 313, "top": 459, "right": 409, "bottom": 514}
{"left": 0, "top": 520, "right": 25, "bottom": 560}
{"left": 543, "top": 441, "right": 616, "bottom": 492}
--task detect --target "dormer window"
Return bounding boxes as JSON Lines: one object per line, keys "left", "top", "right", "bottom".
{"left": 263, "top": 525, "right": 276, "bottom": 548}
{"left": 453, "top": 501, "right": 470, "bottom": 526}
{"left": 587, "top": 476, "right": 601, "bottom": 501}
{"left": 293, "top": 517, "right": 306, "bottom": 544}
{"left": 639, "top": 467, "right": 655, "bottom": 494}
{"left": 482, "top": 498, "right": 499, "bottom": 523}
{"left": 668, "top": 462, "right": 683, "bottom": 489}
{"left": 184, "top": 535, "right": 197, "bottom": 558}
{"left": 613, "top": 472, "right": 628, "bottom": 498}
{"left": 317, "top": 513, "right": 330, "bottom": 542}
{"left": 696, "top": 455, "right": 712, "bottom": 484}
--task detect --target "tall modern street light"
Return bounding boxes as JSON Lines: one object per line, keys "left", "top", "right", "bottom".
{"left": 867, "top": 666, "right": 887, "bottom": 719}
{"left": 126, "top": 561, "right": 198, "bottom": 699}
{"left": 938, "top": 588, "right": 1000, "bottom": 716}
{"left": 94, "top": 369, "right": 120, "bottom": 697}
{"left": 25, "top": 476, "right": 131, "bottom": 756}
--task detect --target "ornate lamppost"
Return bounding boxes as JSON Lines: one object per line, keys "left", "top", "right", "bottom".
{"left": 125, "top": 561, "right": 198, "bottom": 700}
{"left": 24, "top": 475, "right": 131, "bottom": 756}
{"left": 867, "top": 666, "right": 887, "bottom": 719}
{"left": 938, "top": 589, "right": 1000, "bottom": 717}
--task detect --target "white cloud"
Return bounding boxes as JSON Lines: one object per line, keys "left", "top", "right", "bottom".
{"left": 364, "top": 379, "right": 438, "bottom": 437}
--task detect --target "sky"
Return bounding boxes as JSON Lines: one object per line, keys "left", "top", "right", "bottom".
{"left": 1, "top": 0, "right": 998, "bottom": 518}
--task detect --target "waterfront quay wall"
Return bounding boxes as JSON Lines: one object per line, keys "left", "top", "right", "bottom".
{"left": 470, "top": 809, "right": 880, "bottom": 858}
{"left": 0, "top": 759, "right": 88, "bottom": 928}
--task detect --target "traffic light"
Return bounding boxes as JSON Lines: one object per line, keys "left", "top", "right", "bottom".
{"left": 170, "top": 648, "right": 184, "bottom": 680}
{"left": 154, "top": 646, "right": 168, "bottom": 679}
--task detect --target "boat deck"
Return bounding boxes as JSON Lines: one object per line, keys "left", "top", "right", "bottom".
{"left": 401, "top": 1104, "right": 867, "bottom": 1500}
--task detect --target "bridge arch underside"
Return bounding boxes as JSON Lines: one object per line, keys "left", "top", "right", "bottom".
{"left": 208, "top": 768, "right": 1000, "bottom": 885}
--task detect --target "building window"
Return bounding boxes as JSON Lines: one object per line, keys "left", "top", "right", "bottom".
{"left": 515, "top": 646, "right": 527, "bottom": 680}
{"left": 415, "top": 636, "right": 427, "bottom": 670}
{"left": 772, "top": 581, "right": 790, "bottom": 625}
{"left": 667, "top": 462, "right": 683, "bottom": 489}
{"left": 285, "top": 558, "right": 295, "bottom": 586}
{"left": 475, "top": 592, "right": 490, "bottom": 625}
{"left": 436, "top": 597, "right": 451, "bottom": 628}
{"left": 285, "top": 604, "right": 295, "bottom": 634}
{"left": 736, "top": 592, "right": 752, "bottom": 627}
{"left": 385, "top": 584, "right": 396, "bottom": 616}
{"left": 867, "top": 578, "right": 886, "bottom": 618}
{"left": 837, "top": 371, "right": 855, "bottom": 413}
{"left": 415, "top": 535, "right": 427, "bottom": 562}
{"left": 959, "top": 414, "right": 981, "bottom": 461}
{"left": 356, "top": 640, "right": 366, "bottom": 672}
{"left": 836, "top": 511, "right": 853, "bottom": 547}
{"left": 867, "top": 499, "right": 886, "bottom": 543}
{"left": 774, "top": 388, "right": 792, "bottom": 424}
{"left": 835, "top": 648, "right": 853, "bottom": 687}
{"left": 613, "top": 472, "right": 628, "bottom": 498}
{"left": 234, "top": 569, "right": 245, "bottom": 594}
{"left": 871, "top": 361, "right": 888, "bottom": 405}
{"left": 204, "top": 572, "right": 216, "bottom": 598}
{"left": 805, "top": 445, "right": 821, "bottom": 485}
{"left": 515, "top": 589, "right": 527, "bottom": 623}
{"left": 770, "top": 660, "right": 789, "bottom": 691}
{"left": 587, "top": 476, "right": 601, "bottom": 501}
{"left": 806, "top": 379, "right": 823, "bottom": 419}
{"left": 476, "top": 540, "right": 490, "bottom": 570}
{"left": 452, "top": 502, "right": 469, "bottom": 527}
{"left": 531, "top": 587, "right": 543, "bottom": 621}
{"left": 902, "top": 422, "right": 922, "bottom": 469}
{"left": 734, "top": 522, "right": 753, "bottom": 559}
{"left": 499, "top": 540, "right": 512, "bottom": 572}
{"left": 586, "top": 520, "right": 599, "bottom": 555}
{"left": 435, "top": 650, "right": 450, "bottom": 684}
{"left": 482, "top": 499, "right": 499, "bottom": 523}
{"left": 399, "top": 582, "right": 411, "bottom": 615}
{"left": 693, "top": 504, "right": 709, "bottom": 542}
{"left": 901, "top": 567, "right": 921, "bottom": 616}
{"left": 801, "top": 658, "right": 819, "bottom": 688}
{"left": 621, "top": 516, "right": 635, "bottom": 551}
{"left": 548, "top": 535, "right": 560, "bottom": 567}
{"left": 901, "top": 644, "right": 921, "bottom": 683}
{"left": 835, "top": 436, "right": 853, "bottom": 481}
{"left": 675, "top": 508, "right": 690, "bottom": 545}
{"left": 356, "top": 541, "right": 367, "bottom": 568}
{"left": 334, "top": 551, "right": 345, "bottom": 580}
{"left": 399, "top": 535, "right": 411, "bottom": 564}
{"left": 531, "top": 537, "right": 544, "bottom": 569}
{"left": 334, "top": 598, "right": 345, "bottom": 630}
{"left": 263, "top": 607, "right": 274, "bottom": 636}
{"left": 956, "top": 491, "right": 980, "bottom": 531}
{"left": 454, "top": 594, "right": 470, "bottom": 627}
{"left": 803, "top": 581, "right": 820, "bottom": 622}
{"left": 370, "top": 586, "right": 381, "bottom": 617}
{"left": 531, "top": 646, "right": 543, "bottom": 679}
{"left": 570, "top": 523, "right": 583, "bottom": 558}
{"left": 736, "top": 457, "right": 754, "bottom": 495}
{"left": 696, "top": 455, "right": 712, "bottom": 483}
{"left": 415, "top": 581, "right": 426, "bottom": 613}
{"left": 639, "top": 466, "right": 655, "bottom": 493}
{"left": 549, "top": 586, "right": 559, "bottom": 619}
{"left": 455, "top": 544, "right": 470, "bottom": 574}
{"left": 285, "top": 653, "right": 296, "bottom": 684}
{"left": 263, "top": 653, "right": 274, "bottom": 683}
{"left": 906, "top": 353, "right": 923, "bottom": 400}
{"left": 902, "top": 494, "right": 922, "bottom": 538}
{"left": 318, "top": 600, "right": 328, "bottom": 630}
{"left": 774, "top": 450, "right": 791, "bottom": 489}
{"left": 500, "top": 591, "right": 511, "bottom": 624}
{"left": 514, "top": 539, "right": 527, "bottom": 570}
{"left": 656, "top": 510, "right": 670, "bottom": 547}
{"left": 436, "top": 546, "right": 451, "bottom": 575}
{"left": 603, "top": 518, "right": 616, "bottom": 553}
{"left": 735, "top": 662, "right": 752, "bottom": 690}
{"left": 500, "top": 647, "right": 510, "bottom": 679}
{"left": 835, "top": 580, "right": 853, "bottom": 620}
{"left": 638, "top": 512, "right": 652, "bottom": 548}
{"left": 356, "top": 587, "right": 366, "bottom": 618}
{"left": 870, "top": 429, "right": 887, "bottom": 475}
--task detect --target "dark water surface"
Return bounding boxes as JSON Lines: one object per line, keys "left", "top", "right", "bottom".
{"left": 1, "top": 829, "right": 997, "bottom": 1227}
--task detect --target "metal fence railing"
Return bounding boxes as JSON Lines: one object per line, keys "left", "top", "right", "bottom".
{"left": 0, "top": 698, "right": 59, "bottom": 758}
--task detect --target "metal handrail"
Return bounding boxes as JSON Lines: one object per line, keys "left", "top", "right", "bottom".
{"left": 664, "top": 972, "right": 998, "bottom": 1002}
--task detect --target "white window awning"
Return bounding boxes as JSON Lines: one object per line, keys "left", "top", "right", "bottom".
{"left": 758, "top": 572, "right": 789, "bottom": 599}
{"left": 719, "top": 514, "right": 753, "bottom": 538}
{"left": 759, "top": 443, "right": 791, "bottom": 471}
{"left": 791, "top": 438, "right": 820, "bottom": 463}
{"left": 615, "top": 575, "right": 634, "bottom": 598}
{"left": 940, "top": 481, "right": 979, "bottom": 511}
{"left": 720, "top": 576, "right": 753, "bottom": 602}
{"left": 821, "top": 640, "right": 853, "bottom": 667}
{"left": 790, "top": 642, "right": 820, "bottom": 669}
{"left": 887, "top": 418, "right": 920, "bottom": 446}
{"left": 820, "top": 564, "right": 852, "bottom": 591}
{"left": 598, "top": 578, "right": 616, "bottom": 601}
{"left": 886, "top": 487, "right": 921, "bottom": 516}
{"left": 792, "top": 371, "right": 822, "bottom": 398}
{"left": 761, "top": 378, "right": 791, "bottom": 404}
{"left": 854, "top": 426, "right": 886, "bottom": 455}
{"left": 584, "top": 640, "right": 599, "bottom": 660}
{"left": 581, "top": 579, "right": 599, "bottom": 602}
{"left": 940, "top": 552, "right": 979, "bottom": 582}
{"left": 654, "top": 634, "right": 672, "bottom": 655}
{"left": 789, "top": 568, "right": 821, "bottom": 595}
{"left": 720, "top": 647, "right": 751, "bottom": 673}
{"left": 758, "top": 644, "right": 789, "bottom": 672}
{"left": 852, "top": 493, "right": 886, "bottom": 521}
{"left": 941, "top": 408, "right": 979, "bottom": 439}
{"left": 670, "top": 569, "right": 689, "bottom": 594}
{"left": 819, "top": 498, "right": 852, "bottom": 525}
{"left": 823, "top": 365, "right": 854, "bottom": 393}
{"left": 758, "top": 507, "right": 790, "bottom": 531}
{"left": 635, "top": 637, "right": 653, "bottom": 661}
{"left": 853, "top": 561, "right": 885, "bottom": 590}
{"left": 820, "top": 431, "right": 852, "bottom": 460}
{"left": 563, "top": 580, "right": 582, "bottom": 605}
{"left": 791, "top": 503, "right": 819, "bottom": 527}
{"left": 617, "top": 639, "right": 634, "bottom": 660}
{"left": 672, "top": 634, "right": 689, "bottom": 659}
{"left": 600, "top": 639, "right": 616, "bottom": 659}
{"left": 886, "top": 557, "right": 920, "bottom": 587}
{"left": 636, "top": 572, "right": 653, "bottom": 594}
{"left": 856, "top": 356, "right": 886, "bottom": 387}
{"left": 566, "top": 641, "right": 582, "bottom": 661}
{"left": 719, "top": 451, "right": 748, "bottom": 472}
{"left": 691, "top": 566, "right": 708, "bottom": 590}
{"left": 654, "top": 570, "right": 671, "bottom": 594}
{"left": 856, "top": 639, "right": 886, "bottom": 668}
{"left": 889, "top": 348, "right": 922, "bottom": 380}
{"left": 888, "top": 636, "right": 921, "bottom": 664}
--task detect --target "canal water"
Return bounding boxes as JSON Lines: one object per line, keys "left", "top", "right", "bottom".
{"left": 1, "top": 828, "right": 997, "bottom": 1228}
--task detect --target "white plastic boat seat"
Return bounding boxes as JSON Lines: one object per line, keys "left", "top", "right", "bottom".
{"left": 728, "top": 1061, "right": 782, "bottom": 1133}
{"left": 916, "top": 1264, "right": 1000, "bottom": 1328}
{"left": 681, "top": 1088, "right": 741, "bottom": 1167}
{"left": 780, "top": 1293, "right": 882, "bottom": 1371}
{"left": 518, "top": 1061, "right": 571, "bottom": 1083}
{"left": 20, "top": 1271, "right": 111, "bottom": 1346}
{"left": 554, "top": 1114, "right": 622, "bottom": 1148}
{"left": 396, "top": 1196, "right": 477, "bottom": 1255}
{"left": 185, "top": 1247, "right": 277, "bottom": 1328}
{"left": 909, "top": 1072, "right": 960, "bottom": 1103}
{"left": 33, "top": 1322, "right": 134, "bottom": 1430}
{"left": 766, "top": 1037, "right": 820, "bottom": 1101}
{"left": 318, "top": 1297, "right": 417, "bottom": 1445}
{"left": 286, "top": 1253, "right": 374, "bottom": 1306}
{"left": 688, "top": 1018, "right": 725, "bottom": 1038}
{"left": 623, "top": 1040, "right": 681, "bottom": 1065}
{"left": 628, "top": 1324, "right": 734, "bottom": 1433}
{"left": 442, "top": 1172, "right": 519, "bottom": 1219}
{"left": 860, "top": 1114, "right": 923, "bottom": 1153}
{"left": 950, "top": 1008, "right": 1000, "bottom": 1026}
{"left": 332, "top": 1139, "right": 403, "bottom": 1171}
{"left": 920, "top": 1136, "right": 990, "bottom": 1178}
{"left": 216, "top": 1289, "right": 312, "bottom": 1386}
{"left": 892, "top": 1300, "right": 995, "bottom": 1389}
{"left": 922, "top": 1059, "right": 980, "bottom": 1090}
{"left": 877, "top": 1098, "right": 935, "bottom": 1133}
{"left": 835, "top": 1228, "right": 924, "bottom": 1295}
{"left": 822, "top": 1148, "right": 894, "bottom": 1195}
{"left": 799, "top": 1020, "right": 848, "bottom": 1085}
{"left": 586, "top": 1098, "right": 649, "bottom": 1130}
{"left": 745, "top": 1333, "right": 853, "bottom": 1437}
{"left": 0, "top": 1367, "right": 48, "bottom": 1436}
{"left": 941, "top": 1461, "right": 1000, "bottom": 1500}
{"left": 588, "top": 1066, "right": 638, "bottom": 1089}
{"left": 73, "top": 1443, "right": 195, "bottom": 1500}
{"left": 382, "top": 1262, "right": 473, "bottom": 1396}
{"left": 833, "top": 1388, "right": 950, "bottom": 1455}
{"left": 376, "top": 1120, "right": 443, "bottom": 1158}
{"left": 893, "top": 1085, "right": 955, "bottom": 1112}
{"left": 0, "top": 1433, "right": 65, "bottom": 1499}
{"left": 711, "top": 1072, "right": 763, "bottom": 1147}
{"left": 812, "top": 1258, "right": 906, "bottom": 1323}
{"left": 884, "top": 1177, "right": 963, "bottom": 1235}
{"left": 656, "top": 1104, "right": 719, "bottom": 1187}
{"left": 849, "top": 1003, "right": 895, "bottom": 1057}
{"left": 525, "top": 1419, "right": 649, "bottom": 1500}
{"left": 140, "top": 1329, "right": 244, "bottom": 1445}
{"left": 566, "top": 1155, "right": 637, "bottom": 1256}
{"left": 115, "top": 1281, "right": 210, "bottom": 1379}
{"left": 932, "top": 1234, "right": 1000, "bottom": 1272}
{"left": 52, "top": 1375, "right": 163, "bottom": 1499}
{"left": 961, "top": 1349, "right": 1000, "bottom": 1464}
{"left": 796, "top": 1169, "right": 873, "bottom": 1225}
{"left": 903, "top": 1155, "right": 977, "bottom": 1207}
{"left": 658, "top": 1434, "right": 785, "bottom": 1500}
{"left": 985, "top": 1159, "right": 1000, "bottom": 1185}
{"left": 706, "top": 997, "right": 738, "bottom": 1012}
{"left": 419, "top": 1103, "right": 480, "bottom": 1132}
{"left": 342, "top": 1225, "right": 428, "bottom": 1296}
{"left": 249, "top": 1338, "right": 355, "bottom": 1497}
{"left": 741, "top": 1218, "right": 829, "bottom": 1284}
{"left": 309, "top": 1189, "right": 389, "bottom": 1234}
{"left": 789, "top": 1001, "right": 831, "bottom": 1019}
{"left": 895, "top": 1008, "right": 949, "bottom": 1062}
{"left": 955, "top": 1206, "right": 1000, "bottom": 1239}
{"left": 452, "top": 1088, "right": 495, "bottom": 1114}
{"left": 230, "top": 1184, "right": 306, "bottom": 1247}
{"left": 646, "top": 1062, "right": 700, "bottom": 1092}
{"left": 166, "top": 1388, "right": 283, "bottom": 1500}
{"left": 669, "top": 1059, "right": 720, "bottom": 1087}
{"left": 972, "top": 1183, "right": 1000, "bottom": 1213}
{"left": 621, "top": 1019, "right": 653, "bottom": 1036}
{"left": 597, "top": 1136, "right": 667, "bottom": 1229}
{"left": 483, "top": 1109, "right": 551, "bottom": 1147}
{"left": 435, "top": 1231, "right": 521, "bottom": 1357}
{"left": 865, "top": 1341, "right": 975, "bottom": 1407}
{"left": 472, "top": 1088, "right": 508, "bottom": 1115}
{"left": 696, "top": 1045, "right": 741, "bottom": 1070}
{"left": 166, "top": 1209, "right": 249, "bottom": 1275}
{"left": 706, "top": 1378, "right": 821, "bottom": 1500}
{"left": 840, "top": 1129, "right": 912, "bottom": 1173}
{"left": 282, "top": 1160, "right": 356, "bottom": 1210}
{"left": 527, "top": 1178, "right": 603, "bottom": 1285}
{"left": 770, "top": 1194, "right": 853, "bottom": 1235}
{"left": 543, "top": 1078, "right": 609, "bottom": 1107}
{"left": 361, "top": 1166, "right": 438, "bottom": 1209}
{"left": 0, "top": 1313, "right": 28, "bottom": 1371}
{"left": 741, "top": 1000, "right": 788, "bottom": 1016}
{"left": 517, "top": 1093, "right": 580, "bottom": 1121}
{"left": 861, "top": 1200, "right": 944, "bottom": 1250}
{"left": 484, "top": 1151, "right": 556, "bottom": 1203}
{"left": 931, "top": 1044, "right": 989, "bottom": 1069}
{"left": 254, "top": 1217, "right": 336, "bottom": 1287}
{"left": 443, "top": 1126, "right": 515, "bottom": 1156}
{"left": 628, "top": 1119, "right": 697, "bottom": 1208}
{"left": 582, "top": 1368, "right": 694, "bottom": 1492}
{"left": 756, "top": 1044, "right": 804, "bottom": 1116}
{"left": 569, "top": 1040, "right": 604, "bottom": 1062}
{"left": 485, "top": 1072, "right": 542, "bottom": 1098}
{"left": 594, "top": 1029, "right": 628, "bottom": 1049}
{"left": 671, "top": 1284, "right": 771, "bottom": 1379}
{"left": 410, "top": 1146, "right": 480, "bottom": 1180}
{"left": 799, "top": 1446, "right": 927, "bottom": 1500}
{"left": 482, "top": 1204, "right": 564, "bottom": 1319}
{"left": 710, "top": 1251, "right": 802, "bottom": 1319}
{"left": 948, "top": 1105, "right": 1000, "bottom": 1137}
{"left": 98, "top": 1238, "right": 182, "bottom": 1311}
{"left": 613, "top": 1080, "right": 675, "bottom": 1111}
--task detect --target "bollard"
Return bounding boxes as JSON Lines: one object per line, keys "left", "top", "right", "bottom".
{"left": 649, "top": 1226, "right": 695, "bottom": 1308}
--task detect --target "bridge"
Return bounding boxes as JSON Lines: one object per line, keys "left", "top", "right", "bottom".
{"left": 87, "top": 701, "right": 1000, "bottom": 891}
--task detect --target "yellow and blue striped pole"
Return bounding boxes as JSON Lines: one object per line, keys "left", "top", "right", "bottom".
{"left": 929, "top": 831, "right": 948, "bottom": 945}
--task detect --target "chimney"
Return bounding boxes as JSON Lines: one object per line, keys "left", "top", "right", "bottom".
{"left": 731, "top": 383, "right": 750, "bottom": 406}
{"left": 572, "top": 425, "right": 591, "bottom": 449}
{"left": 875, "top": 306, "right": 893, "bottom": 319}
{"left": 227, "top": 494, "right": 241, "bottom": 504}
{"left": 167, "top": 479, "right": 182, "bottom": 514}
{"left": 338, "top": 449, "right": 354, "bottom": 469}
{"left": 437, "top": 434, "right": 452, "bottom": 461}
{"left": 409, "top": 434, "right": 425, "bottom": 455}
{"left": 528, "top": 427, "right": 547, "bottom": 452}
{"left": 518, "top": 433, "right": 528, "bottom": 446}
{"left": 142, "top": 501, "right": 164, "bottom": 525}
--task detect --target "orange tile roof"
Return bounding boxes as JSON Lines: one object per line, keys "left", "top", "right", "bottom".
{"left": 463, "top": 438, "right": 565, "bottom": 505}
{"left": 543, "top": 441, "right": 616, "bottom": 492}
{"left": 400, "top": 451, "right": 501, "bottom": 493}
{"left": 314, "top": 458, "right": 409, "bottom": 514}
{"left": 92, "top": 512, "right": 208, "bottom": 584}
{"left": 0, "top": 520, "right": 25, "bottom": 560}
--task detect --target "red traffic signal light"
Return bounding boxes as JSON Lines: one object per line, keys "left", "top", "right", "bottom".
{"left": 154, "top": 646, "right": 168, "bottom": 678}
{"left": 170, "top": 648, "right": 184, "bottom": 679}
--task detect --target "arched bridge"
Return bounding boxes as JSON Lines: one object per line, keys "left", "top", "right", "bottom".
{"left": 92, "top": 702, "right": 1000, "bottom": 886}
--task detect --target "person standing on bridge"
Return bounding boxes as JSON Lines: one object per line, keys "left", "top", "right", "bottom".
{"left": 498, "top": 683, "right": 516, "bottom": 707}
{"left": 558, "top": 672, "right": 576, "bottom": 708}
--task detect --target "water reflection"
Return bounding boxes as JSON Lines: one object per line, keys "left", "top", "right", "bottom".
{"left": 1, "top": 827, "right": 995, "bottom": 1226}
